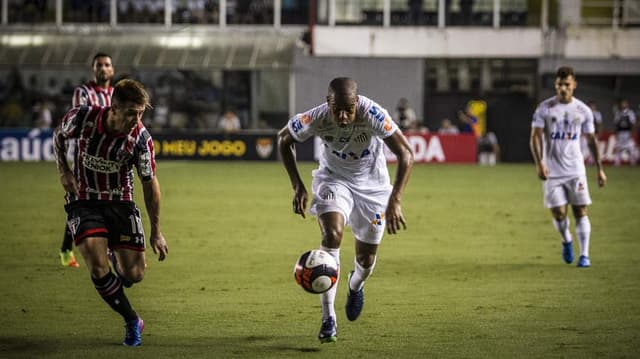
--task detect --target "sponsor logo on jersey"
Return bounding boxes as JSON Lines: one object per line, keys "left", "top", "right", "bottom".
{"left": 550, "top": 132, "right": 578, "bottom": 140}
{"left": 370, "top": 213, "right": 385, "bottom": 226}
{"left": 383, "top": 117, "right": 393, "bottom": 132}
{"left": 331, "top": 148, "right": 371, "bottom": 160}
{"left": 138, "top": 151, "right": 153, "bottom": 177}
{"left": 301, "top": 114, "right": 312, "bottom": 125}
{"left": 85, "top": 187, "right": 124, "bottom": 195}
{"left": 83, "top": 153, "right": 121, "bottom": 173}
{"left": 291, "top": 118, "right": 303, "bottom": 133}
{"left": 368, "top": 105, "right": 386, "bottom": 122}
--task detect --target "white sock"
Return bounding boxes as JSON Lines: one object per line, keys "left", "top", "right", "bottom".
{"left": 349, "top": 256, "right": 376, "bottom": 292}
{"left": 320, "top": 246, "right": 340, "bottom": 321}
{"left": 575, "top": 216, "right": 591, "bottom": 257}
{"left": 552, "top": 217, "right": 572, "bottom": 243}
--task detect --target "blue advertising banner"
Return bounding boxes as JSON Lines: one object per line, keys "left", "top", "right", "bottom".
{"left": 0, "top": 128, "right": 55, "bottom": 161}
{"left": 0, "top": 129, "right": 281, "bottom": 162}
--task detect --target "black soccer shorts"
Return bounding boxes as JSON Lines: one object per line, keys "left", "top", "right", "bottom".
{"left": 65, "top": 200, "right": 146, "bottom": 252}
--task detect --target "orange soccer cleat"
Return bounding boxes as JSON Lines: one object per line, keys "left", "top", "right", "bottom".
{"left": 60, "top": 250, "right": 80, "bottom": 268}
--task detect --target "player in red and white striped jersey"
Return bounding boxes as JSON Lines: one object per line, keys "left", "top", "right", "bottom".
{"left": 54, "top": 79, "right": 168, "bottom": 346}
{"left": 72, "top": 53, "right": 114, "bottom": 107}
{"left": 59, "top": 53, "right": 115, "bottom": 268}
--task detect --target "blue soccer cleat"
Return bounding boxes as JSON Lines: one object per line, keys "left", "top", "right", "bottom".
{"left": 318, "top": 317, "right": 337, "bottom": 343}
{"left": 562, "top": 242, "right": 574, "bottom": 264}
{"left": 123, "top": 317, "right": 144, "bottom": 346}
{"left": 109, "top": 250, "right": 133, "bottom": 288}
{"left": 345, "top": 271, "right": 364, "bottom": 321}
{"left": 577, "top": 255, "right": 591, "bottom": 268}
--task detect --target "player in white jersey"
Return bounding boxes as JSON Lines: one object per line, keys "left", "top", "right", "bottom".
{"left": 530, "top": 66, "right": 607, "bottom": 268}
{"left": 278, "top": 78, "right": 414, "bottom": 343}
{"left": 59, "top": 53, "right": 115, "bottom": 268}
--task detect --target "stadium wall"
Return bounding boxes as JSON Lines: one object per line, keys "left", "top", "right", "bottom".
{"left": 292, "top": 51, "right": 424, "bottom": 122}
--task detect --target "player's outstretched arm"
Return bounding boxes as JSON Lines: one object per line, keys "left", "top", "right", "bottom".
{"left": 530, "top": 127, "right": 548, "bottom": 180}
{"left": 383, "top": 131, "right": 414, "bottom": 234}
{"left": 586, "top": 133, "right": 607, "bottom": 187}
{"left": 277, "top": 126, "right": 308, "bottom": 218}
{"left": 142, "top": 177, "right": 168, "bottom": 261}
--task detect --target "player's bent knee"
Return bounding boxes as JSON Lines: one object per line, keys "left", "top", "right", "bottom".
{"left": 322, "top": 228, "right": 343, "bottom": 245}
{"left": 122, "top": 266, "right": 145, "bottom": 283}
{"left": 551, "top": 207, "right": 567, "bottom": 220}
{"left": 572, "top": 205, "right": 588, "bottom": 218}
{"left": 356, "top": 253, "right": 376, "bottom": 268}
{"left": 89, "top": 264, "right": 111, "bottom": 279}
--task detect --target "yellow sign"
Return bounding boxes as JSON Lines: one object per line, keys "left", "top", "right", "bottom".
{"left": 467, "top": 100, "right": 487, "bottom": 135}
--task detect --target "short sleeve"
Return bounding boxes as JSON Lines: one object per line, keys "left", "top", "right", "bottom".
{"left": 72, "top": 86, "right": 89, "bottom": 107}
{"left": 287, "top": 105, "right": 326, "bottom": 143}
{"left": 59, "top": 106, "right": 91, "bottom": 139}
{"left": 366, "top": 102, "right": 398, "bottom": 138}
{"left": 135, "top": 130, "right": 156, "bottom": 182}
{"left": 532, "top": 105, "right": 546, "bottom": 128}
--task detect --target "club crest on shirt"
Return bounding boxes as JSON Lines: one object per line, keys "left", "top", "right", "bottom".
{"left": 354, "top": 132, "right": 368, "bottom": 143}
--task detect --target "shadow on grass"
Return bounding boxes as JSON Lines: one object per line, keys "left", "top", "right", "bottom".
{"left": 0, "top": 334, "right": 322, "bottom": 357}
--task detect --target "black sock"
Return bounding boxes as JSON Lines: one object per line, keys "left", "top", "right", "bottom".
{"left": 92, "top": 271, "right": 138, "bottom": 322}
{"left": 61, "top": 226, "right": 74, "bottom": 252}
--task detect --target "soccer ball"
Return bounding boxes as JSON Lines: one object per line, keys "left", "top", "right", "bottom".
{"left": 294, "top": 249, "right": 339, "bottom": 294}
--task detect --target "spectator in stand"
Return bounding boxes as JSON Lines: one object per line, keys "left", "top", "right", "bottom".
{"left": 613, "top": 98, "right": 637, "bottom": 166}
{"left": 32, "top": 100, "right": 52, "bottom": 129}
{"left": 588, "top": 100, "right": 603, "bottom": 134}
{"left": 438, "top": 118, "right": 459, "bottom": 135}
{"left": 393, "top": 98, "right": 418, "bottom": 131}
{"left": 581, "top": 100, "right": 603, "bottom": 164}
{"left": 457, "top": 107, "right": 479, "bottom": 136}
{"left": 217, "top": 109, "right": 242, "bottom": 132}
{"left": 477, "top": 131, "right": 500, "bottom": 166}
{"left": 150, "top": 97, "right": 170, "bottom": 130}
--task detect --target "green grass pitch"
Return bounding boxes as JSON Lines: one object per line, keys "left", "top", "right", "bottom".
{"left": 0, "top": 161, "right": 639, "bottom": 358}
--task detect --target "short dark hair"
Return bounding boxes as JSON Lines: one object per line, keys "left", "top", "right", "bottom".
{"left": 112, "top": 79, "right": 152, "bottom": 109}
{"left": 327, "top": 77, "right": 358, "bottom": 105}
{"left": 555, "top": 66, "right": 575, "bottom": 79}
{"left": 92, "top": 52, "right": 112, "bottom": 67}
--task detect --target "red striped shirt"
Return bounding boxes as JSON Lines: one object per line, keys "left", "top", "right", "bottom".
{"left": 59, "top": 105, "right": 156, "bottom": 203}
{"left": 73, "top": 81, "right": 113, "bottom": 108}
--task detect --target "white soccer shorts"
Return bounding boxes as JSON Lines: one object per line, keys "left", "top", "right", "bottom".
{"left": 309, "top": 170, "right": 392, "bottom": 245}
{"left": 542, "top": 175, "right": 592, "bottom": 209}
